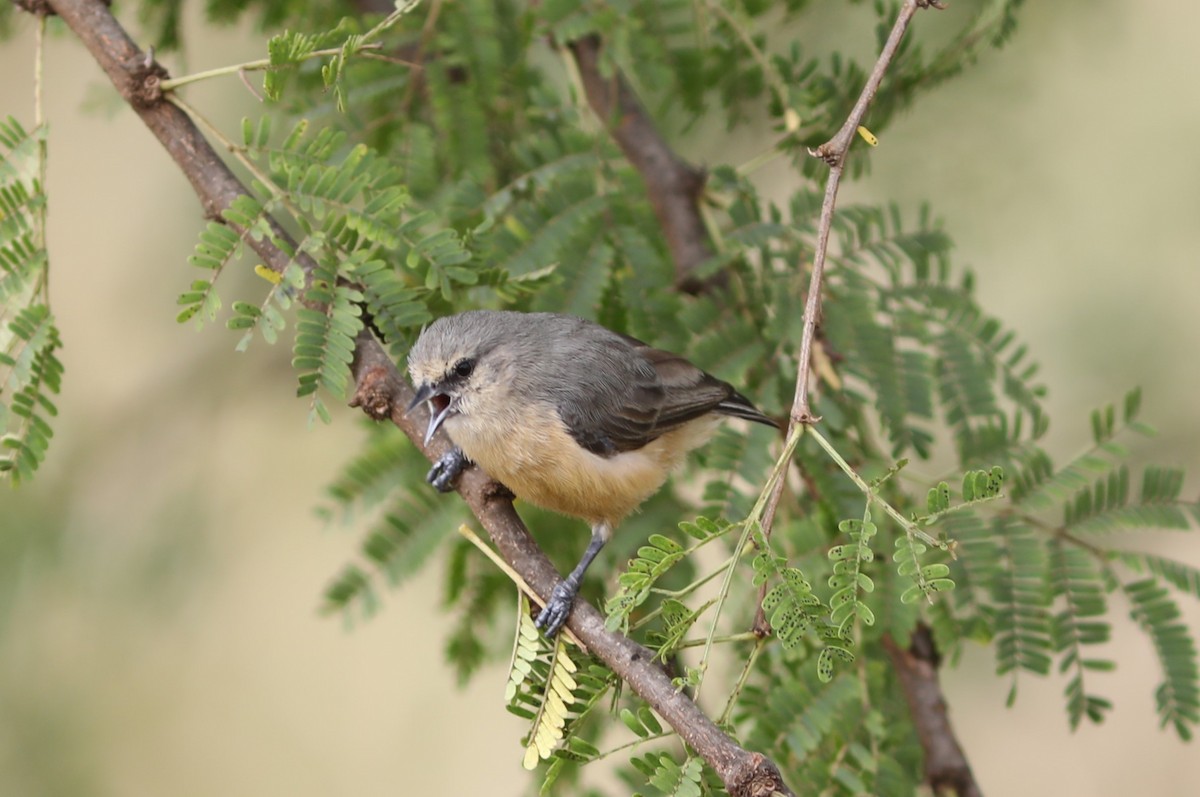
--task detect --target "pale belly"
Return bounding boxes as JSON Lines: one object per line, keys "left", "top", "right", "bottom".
{"left": 444, "top": 404, "right": 720, "bottom": 525}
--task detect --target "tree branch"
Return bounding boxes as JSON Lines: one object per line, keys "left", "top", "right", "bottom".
{"left": 37, "top": 1, "right": 795, "bottom": 793}
{"left": 758, "top": 0, "right": 938, "bottom": 623}
{"left": 884, "top": 625, "right": 983, "bottom": 797}
{"left": 567, "top": 35, "right": 719, "bottom": 294}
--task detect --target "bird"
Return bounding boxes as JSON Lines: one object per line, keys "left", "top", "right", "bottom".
{"left": 406, "top": 310, "right": 778, "bottom": 636}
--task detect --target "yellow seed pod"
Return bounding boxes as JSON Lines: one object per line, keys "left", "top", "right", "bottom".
{"left": 253, "top": 264, "right": 283, "bottom": 285}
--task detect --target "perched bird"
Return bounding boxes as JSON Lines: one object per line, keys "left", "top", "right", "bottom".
{"left": 406, "top": 310, "right": 777, "bottom": 636}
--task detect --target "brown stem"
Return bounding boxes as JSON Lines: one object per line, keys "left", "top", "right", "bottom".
{"left": 35, "top": 1, "right": 796, "bottom": 792}
{"left": 793, "top": 0, "right": 932, "bottom": 423}
{"left": 883, "top": 625, "right": 983, "bottom": 797}
{"left": 568, "top": 35, "right": 720, "bottom": 294}
{"left": 758, "top": 0, "right": 938, "bottom": 632}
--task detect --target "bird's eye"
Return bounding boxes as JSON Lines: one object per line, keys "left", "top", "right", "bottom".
{"left": 453, "top": 358, "right": 475, "bottom": 378}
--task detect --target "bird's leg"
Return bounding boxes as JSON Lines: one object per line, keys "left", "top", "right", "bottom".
{"left": 536, "top": 521, "right": 612, "bottom": 637}
{"left": 426, "top": 445, "right": 469, "bottom": 493}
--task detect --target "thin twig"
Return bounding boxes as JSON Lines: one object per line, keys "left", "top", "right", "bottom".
{"left": 756, "top": 0, "right": 940, "bottom": 635}
{"left": 398, "top": 0, "right": 443, "bottom": 117}
{"left": 746, "top": 8, "right": 982, "bottom": 796}
{"left": 754, "top": 0, "right": 941, "bottom": 575}
{"left": 796, "top": 0, "right": 934, "bottom": 422}
{"left": 237, "top": 68, "right": 264, "bottom": 103}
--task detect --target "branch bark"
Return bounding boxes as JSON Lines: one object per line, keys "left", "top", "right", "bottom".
{"left": 884, "top": 625, "right": 983, "bottom": 797}
{"left": 37, "top": 1, "right": 795, "bottom": 793}
{"left": 568, "top": 35, "right": 719, "bottom": 294}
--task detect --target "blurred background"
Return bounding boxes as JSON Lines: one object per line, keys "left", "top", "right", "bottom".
{"left": 1, "top": 1, "right": 1198, "bottom": 794}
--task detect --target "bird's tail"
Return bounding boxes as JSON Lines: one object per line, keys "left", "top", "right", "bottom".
{"left": 716, "top": 392, "right": 780, "bottom": 430}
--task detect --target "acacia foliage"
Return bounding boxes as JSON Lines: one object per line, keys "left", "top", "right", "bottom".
{"left": 4, "top": 0, "right": 1198, "bottom": 794}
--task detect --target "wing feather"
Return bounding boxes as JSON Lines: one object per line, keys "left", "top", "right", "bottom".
{"left": 558, "top": 332, "right": 776, "bottom": 456}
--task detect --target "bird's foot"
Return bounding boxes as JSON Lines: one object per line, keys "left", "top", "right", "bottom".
{"left": 535, "top": 580, "right": 580, "bottom": 637}
{"left": 426, "top": 446, "right": 469, "bottom": 493}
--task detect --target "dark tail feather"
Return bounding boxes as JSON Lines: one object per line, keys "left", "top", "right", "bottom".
{"left": 716, "top": 392, "right": 781, "bottom": 429}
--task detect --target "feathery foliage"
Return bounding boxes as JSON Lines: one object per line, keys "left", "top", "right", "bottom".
{"left": 1124, "top": 578, "right": 1200, "bottom": 740}
{"left": 4, "top": 0, "right": 1197, "bottom": 793}
{"left": 504, "top": 593, "right": 615, "bottom": 777}
{"left": 0, "top": 117, "right": 59, "bottom": 485}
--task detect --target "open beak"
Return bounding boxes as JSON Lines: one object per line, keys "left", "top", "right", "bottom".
{"left": 408, "top": 383, "right": 457, "bottom": 446}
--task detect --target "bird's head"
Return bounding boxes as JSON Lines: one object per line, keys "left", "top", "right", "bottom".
{"left": 406, "top": 311, "right": 520, "bottom": 445}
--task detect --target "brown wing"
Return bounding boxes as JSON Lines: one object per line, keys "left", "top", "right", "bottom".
{"left": 634, "top": 345, "right": 741, "bottom": 430}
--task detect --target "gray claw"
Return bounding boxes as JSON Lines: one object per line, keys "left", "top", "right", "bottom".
{"left": 427, "top": 446, "right": 469, "bottom": 493}
{"left": 536, "top": 581, "right": 579, "bottom": 637}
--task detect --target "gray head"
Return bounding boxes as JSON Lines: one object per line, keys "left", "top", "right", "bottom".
{"left": 407, "top": 310, "right": 617, "bottom": 445}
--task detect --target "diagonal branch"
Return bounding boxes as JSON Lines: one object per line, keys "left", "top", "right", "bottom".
{"left": 37, "top": 1, "right": 795, "bottom": 793}
{"left": 759, "top": 0, "right": 937, "bottom": 620}
{"left": 793, "top": 0, "right": 938, "bottom": 424}
{"left": 36, "top": 0, "right": 311, "bottom": 281}
{"left": 568, "top": 35, "right": 719, "bottom": 294}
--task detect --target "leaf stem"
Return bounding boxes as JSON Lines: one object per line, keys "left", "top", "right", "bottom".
{"left": 454, "top": 523, "right": 585, "bottom": 649}
{"left": 630, "top": 555, "right": 736, "bottom": 631}
{"left": 592, "top": 730, "right": 673, "bottom": 762}
{"left": 159, "top": 47, "right": 374, "bottom": 92}
{"left": 704, "top": 0, "right": 792, "bottom": 125}
{"left": 809, "top": 425, "right": 943, "bottom": 549}
{"left": 159, "top": 0, "right": 422, "bottom": 91}
{"left": 679, "top": 632, "right": 759, "bottom": 650}
{"left": 717, "top": 637, "right": 765, "bottom": 726}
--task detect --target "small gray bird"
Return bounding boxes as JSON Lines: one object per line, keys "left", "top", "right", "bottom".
{"left": 407, "top": 310, "right": 777, "bottom": 636}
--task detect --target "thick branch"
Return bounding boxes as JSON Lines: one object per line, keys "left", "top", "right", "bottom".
{"left": 568, "top": 35, "right": 718, "bottom": 294}
{"left": 38, "top": 1, "right": 794, "bottom": 793}
{"left": 884, "top": 625, "right": 983, "bottom": 797}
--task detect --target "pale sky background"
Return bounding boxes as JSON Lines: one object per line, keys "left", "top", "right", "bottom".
{"left": 1, "top": 2, "right": 1198, "bottom": 795}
